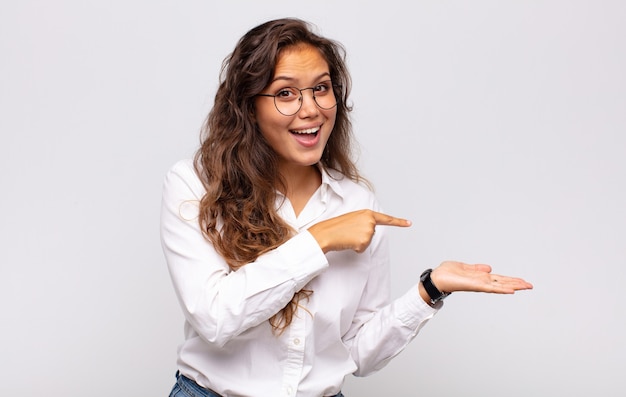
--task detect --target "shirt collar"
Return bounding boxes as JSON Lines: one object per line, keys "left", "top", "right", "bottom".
{"left": 317, "top": 164, "right": 345, "bottom": 203}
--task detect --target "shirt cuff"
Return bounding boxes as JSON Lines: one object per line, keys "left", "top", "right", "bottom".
{"left": 395, "top": 284, "right": 441, "bottom": 330}
{"left": 277, "top": 230, "right": 329, "bottom": 290}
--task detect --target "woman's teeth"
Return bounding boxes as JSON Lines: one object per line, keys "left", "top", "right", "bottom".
{"left": 291, "top": 127, "right": 319, "bottom": 134}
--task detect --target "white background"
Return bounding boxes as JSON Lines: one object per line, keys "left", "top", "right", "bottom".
{"left": 1, "top": 1, "right": 625, "bottom": 396}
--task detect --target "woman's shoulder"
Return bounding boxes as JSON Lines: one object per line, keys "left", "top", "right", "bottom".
{"left": 165, "top": 158, "right": 202, "bottom": 182}
{"left": 167, "top": 158, "right": 195, "bottom": 174}
{"left": 162, "top": 158, "right": 205, "bottom": 197}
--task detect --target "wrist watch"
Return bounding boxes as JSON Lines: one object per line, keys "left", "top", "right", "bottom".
{"left": 420, "top": 268, "right": 451, "bottom": 305}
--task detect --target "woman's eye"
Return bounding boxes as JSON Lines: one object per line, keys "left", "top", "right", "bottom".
{"left": 276, "top": 89, "right": 297, "bottom": 99}
{"left": 314, "top": 82, "right": 330, "bottom": 93}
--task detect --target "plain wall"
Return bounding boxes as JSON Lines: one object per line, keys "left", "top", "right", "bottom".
{"left": 1, "top": 1, "right": 625, "bottom": 395}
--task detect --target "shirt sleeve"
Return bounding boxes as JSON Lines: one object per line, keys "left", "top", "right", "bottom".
{"left": 160, "top": 160, "right": 329, "bottom": 347}
{"left": 341, "top": 210, "right": 441, "bottom": 376}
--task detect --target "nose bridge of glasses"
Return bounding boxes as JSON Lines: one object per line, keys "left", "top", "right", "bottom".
{"left": 299, "top": 87, "right": 323, "bottom": 109}
{"left": 299, "top": 87, "right": 317, "bottom": 100}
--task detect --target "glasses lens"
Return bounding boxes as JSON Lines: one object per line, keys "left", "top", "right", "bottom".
{"left": 314, "top": 94, "right": 337, "bottom": 110}
{"left": 272, "top": 87, "right": 297, "bottom": 115}
{"left": 313, "top": 81, "right": 337, "bottom": 110}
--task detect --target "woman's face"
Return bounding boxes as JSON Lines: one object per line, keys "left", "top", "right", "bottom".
{"left": 255, "top": 44, "right": 337, "bottom": 172}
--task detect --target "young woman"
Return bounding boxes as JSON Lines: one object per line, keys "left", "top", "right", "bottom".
{"left": 160, "top": 18, "right": 532, "bottom": 397}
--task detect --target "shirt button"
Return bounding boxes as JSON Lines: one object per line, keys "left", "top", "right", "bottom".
{"left": 293, "top": 338, "right": 301, "bottom": 345}
{"left": 286, "top": 386, "right": 293, "bottom": 394}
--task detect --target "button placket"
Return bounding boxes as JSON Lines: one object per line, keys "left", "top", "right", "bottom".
{"left": 281, "top": 312, "right": 306, "bottom": 397}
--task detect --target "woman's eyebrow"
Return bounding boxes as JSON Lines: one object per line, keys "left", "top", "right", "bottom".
{"left": 270, "top": 72, "right": 331, "bottom": 84}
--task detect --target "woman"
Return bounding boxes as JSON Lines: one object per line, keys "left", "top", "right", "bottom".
{"left": 160, "top": 18, "right": 532, "bottom": 397}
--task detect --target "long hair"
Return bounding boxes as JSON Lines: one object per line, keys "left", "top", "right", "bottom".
{"left": 194, "top": 18, "right": 361, "bottom": 332}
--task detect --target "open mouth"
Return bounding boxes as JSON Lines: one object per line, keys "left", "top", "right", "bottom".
{"left": 290, "top": 126, "right": 321, "bottom": 147}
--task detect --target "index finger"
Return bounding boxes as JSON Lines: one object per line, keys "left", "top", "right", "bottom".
{"left": 372, "top": 211, "right": 412, "bottom": 227}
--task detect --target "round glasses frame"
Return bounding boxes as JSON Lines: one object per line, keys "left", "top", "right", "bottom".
{"left": 256, "top": 80, "right": 340, "bottom": 116}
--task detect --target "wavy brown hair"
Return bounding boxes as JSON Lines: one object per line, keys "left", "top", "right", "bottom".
{"left": 194, "top": 18, "right": 362, "bottom": 332}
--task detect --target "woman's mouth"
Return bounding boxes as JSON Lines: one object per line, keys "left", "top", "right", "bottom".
{"left": 290, "top": 127, "right": 321, "bottom": 147}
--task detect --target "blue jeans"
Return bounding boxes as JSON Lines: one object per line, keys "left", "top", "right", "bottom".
{"left": 169, "top": 372, "right": 345, "bottom": 397}
{"left": 169, "top": 372, "right": 221, "bottom": 397}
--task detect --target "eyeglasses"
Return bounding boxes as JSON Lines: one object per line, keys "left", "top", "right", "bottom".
{"left": 256, "top": 80, "right": 338, "bottom": 116}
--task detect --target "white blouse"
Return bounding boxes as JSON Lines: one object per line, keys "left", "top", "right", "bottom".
{"left": 160, "top": 159, "right": 439, "bottom": 397}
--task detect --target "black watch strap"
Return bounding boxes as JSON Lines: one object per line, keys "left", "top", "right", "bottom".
{"left": 420, "top": 268, "right": 451, "bottom": 305}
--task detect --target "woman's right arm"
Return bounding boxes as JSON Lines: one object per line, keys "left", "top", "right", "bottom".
{"left": 159, "top": 160, "right": 329, "bottom": 347}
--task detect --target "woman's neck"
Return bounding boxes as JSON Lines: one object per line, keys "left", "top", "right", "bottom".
{"left": 279, "top": 164, "right": 322, "bottom": 217}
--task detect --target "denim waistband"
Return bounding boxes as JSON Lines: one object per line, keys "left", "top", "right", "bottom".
{"left": 175, "top": 372, "right": 222, "bottom": 397}
{"left": 174, "top": 371, "right": 344, "bottom": 397}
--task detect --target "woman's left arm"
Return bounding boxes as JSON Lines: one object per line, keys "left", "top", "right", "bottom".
{"left": 342, "top": 230, "right": 533, "bottom": 376}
